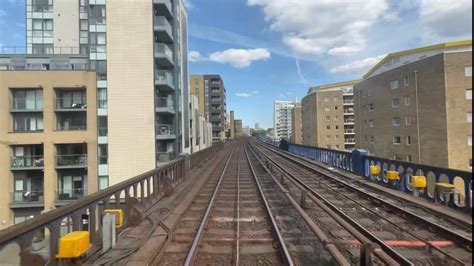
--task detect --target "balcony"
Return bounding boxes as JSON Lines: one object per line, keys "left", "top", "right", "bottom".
{"left": 155, "top": 70, "right": 175, "bottom": 91}
{"left": 56, "top": 154, "right": 88, "bottom": 169}
{"left": 345, "top": 139, "right": 356, "bottom": 145}
{"left": 156, "top": 124, "right": 176, "bottom": 140}
{"left": 57, "top": 112, "right": 87, "bottom": 131}
{"left": 11, "top": 98, "right": 43, "bottom": 113}
{"left": 343, "top": 99, "right": 354, "bottom": 105}
{"left": 154, "top": 16, "right": 173, "bottom": 43}
{"left": 155, "top": 43, "right": 174, "bottom": 67}
{"left": 154, "top": 0, "right": 173, "bottom": 19}
{"left": 344, "top": 119, "right": 355, "bottom": 125}
{"left": 344, "top": 129, "right": 356, "bottom": 135}
{"left": 156, "top": 97, "right": 175, "bottom": 114}
{"left": 56, "top": 188, "right": 87, "bottom": 202}
{"left": 156, "top": 151, "right": 176, "bottom": 164}
{"left": 11, "top": 155, "right": 44, "bottom": 170}
{"left": 55, "top": 98, "right": 87, "bottom": 112}
{"left": 10, "top": 190, "right": 44, "bottom": 208}
{"left": 344, "top": 108, "right": 355, "bottom": 115}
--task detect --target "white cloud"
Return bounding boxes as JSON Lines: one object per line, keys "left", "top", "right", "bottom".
{"left": 295, "top": 60, "right": 307, "bottom": 85}
{"left": 419, "top": 0, "right": 472, "bottom": 39}
{"left": 252, "top": 90, "right": 260, "bottom": 94}
{"left": 188, "top": 51, "right": 202, "bottom": 62}
{"left": 209, "top": 48, "right": 271, "bottom": 68}
{"left": 330, "top": 54, "right": 387, "bottom": 74}
{"left": 248, "top": 0, "right": 389, "bottom": 56}
{"left": 236, "top": 93, "right": 253, "bottom": 97}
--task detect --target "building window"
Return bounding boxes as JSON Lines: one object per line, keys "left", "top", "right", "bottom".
{"left": 404, "top": 96, "right": 411, "bottom": 106}
{"left": 405, "top": 116, "right": 411, "bottom": 126}
{"left": 369, "top": 120, "right": 374, "bottom": 128}
{"left": 469, "top": 136, "right": 472, "bottom": 147}
{"left": 333, "top": 96, "right": 338, "bottom": 102}
{"left": 392, "top": 98, "right": 400, "bottom": 108}
{"left": 334, "top": 106, "right": 339, "bottom": 111}
{"left": 324, "top": 97, "right": 330, "bottom": 102}
{"left": 325, "top": 107, "right": 330, "bottom": 112}
{"left": 326, "top": 135, "right": 331, "bottom": 140}
{"left": 326, "top": 125, "right": 331, "bottom": 130}
{"left": 468, "top": 112, "right": 472, "bottom": 123}
{"left": 406, "top": 136, "right": 412, "bottom": 145}
{"left": 335, "top": 125, "right": 339, "bottom": 130}
{"left": 407, "top": 155, "right": 412, "bottom": 162}
{"left": 335, "top": 135, "right": 339, "bottom": 140}
{"left": 393, "top": 136, "right": 401, "bottom": 145}
{"left": 392, "top": 117, "right": 401, "bottom": 126}
{"left": 13, "top": 114, "right": 44, "bottom": 132}
{"left": 465, "top": 66, "right": 472, "bottom": 77}
{"left": 467, "top": 89, "right": 473, "bottom": 100}
{"left": 325, "top": 116, "right": 330, "bottom": 121}
{"left": 368, "top": 103, "right": 374, "bottom": 111}
{"left": 334, "top": 115, "right": 339, "bottom": 121}
{"left": 99, "top": 176, "right": 108, "bottom": 190}
{"left": 98, "top": 145, "right": 108, "bottom": 164}
{"left": 404, "top": 76, "right": 409, "bottom": 86}
{"left": 335, "top": 145, "right": 340, "bottom": 149}
{"left": 370, "top": 136, "right": 375, "bottom": 143}
{"left": 393, "top": 155, "right": 402, "bottom": 161}
{"left": 391, "top": 80, "right": 399, "bottom": 90}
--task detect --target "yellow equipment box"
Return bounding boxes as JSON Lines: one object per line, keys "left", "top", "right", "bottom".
{"left": 386, "top": 171, "right": 400, "bottom": 181}
{"left": 56, "top": 231, "right": 91, "bottom": 259}
{"left": 370, "top": 165, "right": 381, "bottom": 176}
{"left": 412, "top": 176, "right": 427, "bottom": 189}
{"left": 104, "top": 209, "right": 124, "bottom": 228}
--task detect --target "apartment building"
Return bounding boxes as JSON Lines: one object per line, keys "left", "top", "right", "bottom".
{"left": 0, "top": 71, "right": 98, "bottom": 228}
{"left": 302, "top": 81, "right": 358, "bottom": 151}
{"left": 235, "top": 120, "right": 243, "bottom": 138}
{"left": 354, "top": 40, "right": 472, "bottom": 171}
{"left": 273, "top": 101, "right": 295, "bottom": 140}
{"left": 229, "top": 111, "right": 235, "bottom": 139}
{"left": 291, "top": 102, "right": 303, "bottom": 144}
{"left": 189, "top": 95, "right": 213, "bottom": 153}
{"left": 190, "top": 75, "right": 227, "bottom": 141}
{"left": 10, "top": 0, "right": 190, "bottom": 186}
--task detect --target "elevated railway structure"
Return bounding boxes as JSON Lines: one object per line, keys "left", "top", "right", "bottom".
{"left": 0, "top": 139, "right": 471, "bottom": 265}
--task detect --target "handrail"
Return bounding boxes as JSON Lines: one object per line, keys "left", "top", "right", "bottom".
{"left": 0, "top": 143, "right": 222, "bottom": 264}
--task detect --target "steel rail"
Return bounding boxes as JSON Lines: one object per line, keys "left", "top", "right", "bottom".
{"left": 247, "top": 143, "right": 352, "bottom": 266}
{"left": 257, "top": 141, "right": 473, "bottom": 253}
{"left": 252, "top": 143, "right": 414, "bottom": 266}
{"left": 268, "top": 157, "right": 467, "bottom": 266}
{"left": 184, "top": 147, "right": 236, "bottom": 266}
{"left": 248, "top": 144, "right": 399, "bottom": 266}
{"left": 244, "top": 145, "right": 295, "bottom": 266}
{"left": 235, "top": 152, "right": 241, "bottom": 266}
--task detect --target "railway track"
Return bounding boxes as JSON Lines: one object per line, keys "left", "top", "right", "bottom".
{"left": 158, "top": 141, "right": 294, "bottom": 265}
{"left": 252, "top": 140, "right": 472, "bottom": 265}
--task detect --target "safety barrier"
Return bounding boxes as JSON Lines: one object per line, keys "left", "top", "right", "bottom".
{"left": 0, "top": 144, "right": 221, "bottom": 265}
{"left": 259, "top": 138, "right": 472, "bottom": 214}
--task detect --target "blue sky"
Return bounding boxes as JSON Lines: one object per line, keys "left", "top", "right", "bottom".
{"left": 1, "top": 0, "right": 472, "bottom": 128}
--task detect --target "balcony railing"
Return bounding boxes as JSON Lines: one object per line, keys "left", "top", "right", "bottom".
{"left": 344, "top": 108, "right": 355, "bottom": 114}
{"left": 156, "top": 124, "right": 175, "bottom": 136}
{"left": 344, "top": 119, "right": 355, "bottom": 124}
{"left": 99, "top": 127, "right": 108, "bottom": 137}
{"left": 56, "top": 154, "right": 88, "bottom": 167}
{"left": 57, "top": 125, "right": 87, "bottom": 131}
{"left": 57, "top": 188, "right": 87, "bottom": 201}
{"left": 12, "top": 190, "right": 44, "bottom": 203}
{"left": 98, "top": 99, "right": 108, "bottom": 109}
{"left": 345, "top": 139, "right": 356, "bottom": 144}
{"left": 0, "top": 46, "right": 85, "bottom": 55}
{"left": 11, "top": 99, "right": 43, "bottom": 111}
{"left": 154, "top": 16, "right": 172, "bottom": 33}
{"left": 344, "top": 129, "right": 355, "bottom": 134}
{"left": 154, "top": 0, "right": 173, "bottom": 18}
{"left": 155, "top": 43, "right": 173, "bottom": 59}
{"left": 11, "top": 156, "right": 44, "bottom": 169}
{"left": 157, "top": 151, "right": 176, "bottom": 162}
{"left": 155, "top": 70, "right": 175, "bottom": 89}
{"left": 156, "top": 97, "right": 174, "bottom": 108}
{"left": 56, "top": 98, "right": 87, "bottom": 110}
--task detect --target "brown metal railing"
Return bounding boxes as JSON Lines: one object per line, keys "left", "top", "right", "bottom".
{"left": 0, "top": 143, "right": 222, "bottom": 265}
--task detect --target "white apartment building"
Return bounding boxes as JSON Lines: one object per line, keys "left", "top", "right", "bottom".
{"left": 273, "top": 101, "right": 295, "bottom": 140}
